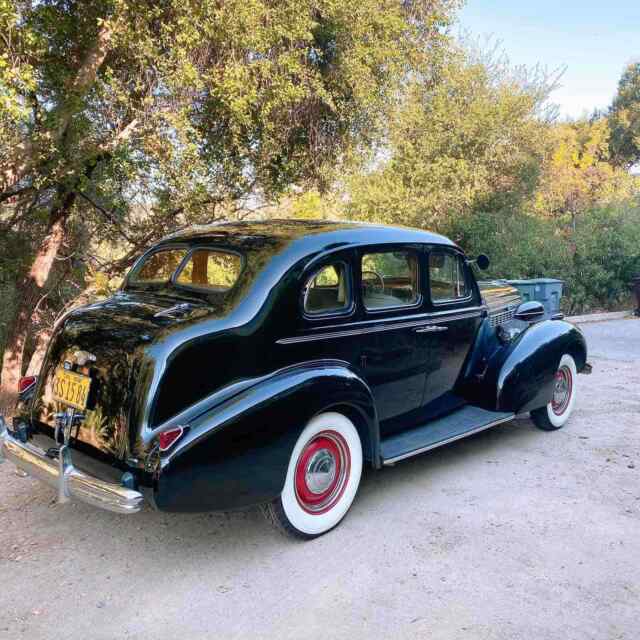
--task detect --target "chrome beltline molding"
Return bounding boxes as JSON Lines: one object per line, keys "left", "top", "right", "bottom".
{"left": 276, "top": 306, "right": 485, "bottom": 345}
{"left": 382, "top": 414, "right": 515, "bottom": 465}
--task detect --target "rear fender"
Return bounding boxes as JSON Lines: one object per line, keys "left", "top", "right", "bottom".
{"left": 462, "top": 319, "right": 587, "bottom": 414}
{"left": 153, "top": 361, "right": 377, "bottom": 512}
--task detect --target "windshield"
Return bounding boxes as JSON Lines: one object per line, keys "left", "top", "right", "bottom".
{"left": 127, "top": 247, "right": 243, "bottom": 292}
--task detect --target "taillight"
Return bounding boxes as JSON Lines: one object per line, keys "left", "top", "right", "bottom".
{"left": 158, "top": 427, "right": 185, "bottom": 452}
{"left": 18, "top": 376, "right": 37, "bottom": 394}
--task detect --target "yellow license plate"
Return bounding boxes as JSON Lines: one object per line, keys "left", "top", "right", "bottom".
{"left": 52, "top": 369, "right": 91, "bottom": 410}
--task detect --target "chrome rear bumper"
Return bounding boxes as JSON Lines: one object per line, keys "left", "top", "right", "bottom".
{"left": 0, "top": 417, "right": 144, "bottom": 514}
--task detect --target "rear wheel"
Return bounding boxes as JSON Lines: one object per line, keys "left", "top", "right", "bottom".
{"left": 531, "top": 354, "right": 578, "bottom": 430}
{"left": 262, "top": 412, "right": 363, "bottom": 539}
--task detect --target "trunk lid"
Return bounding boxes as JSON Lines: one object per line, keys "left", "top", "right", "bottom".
{"left": 32, "top": 291, "right": 208, "bottom": 463}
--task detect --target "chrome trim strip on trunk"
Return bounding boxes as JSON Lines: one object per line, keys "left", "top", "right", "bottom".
{"left": 0, "top": 417, "right": 144, "bottom": 514}
{"left": 382, "top": 414, "right": 515, "bottom": 465}
{"left": 277, "top": 307, "right": 485, "bottom": 345}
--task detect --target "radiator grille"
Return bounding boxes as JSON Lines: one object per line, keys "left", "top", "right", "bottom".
{"left": 489, "top": 306, "right": 515, "bottom": 327}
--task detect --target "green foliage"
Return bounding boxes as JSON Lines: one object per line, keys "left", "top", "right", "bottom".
{"left": 444, "top": 204, "right": 640, "bottom": 314}
{"left": 569, "top": 204, "right": 640, "bottom": 311}
{"left": 534, "top": 118, "right": 637, "bottom": 218}
{"left": 609, "top": 62, "right": 640, "bottom": 168}
{"left": 342, "top": 44, "right": 640, "bottom": 314}
{"left": 2, "top": 0, "right": 458, "bottom": 212}
{"left": 445, "top": 210, "right": 571, "bottom": 283}
{"left": 346, "top": 46, "right": 551, "bottom": 228}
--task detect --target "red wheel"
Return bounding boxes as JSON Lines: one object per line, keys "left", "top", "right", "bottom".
{"left": 294, "top": 431, "right": 351, "bottom": 514}
{"left": 262, "top": 412, "right": 363, "bottom": 539}
{"left": 531, "top": 354, "right": 578, "bottom": 430}
{"left": 551, "top": 365, "right": 573, "bottom": 417}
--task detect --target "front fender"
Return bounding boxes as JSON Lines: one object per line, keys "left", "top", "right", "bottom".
{"left": 462, "top": 320, "right": 587, "bottom": 414}
{"left": 153, "top": 361, "right": 377, "bottom": 512}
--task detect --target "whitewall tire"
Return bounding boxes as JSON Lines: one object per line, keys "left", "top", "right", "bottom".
{"left": 263, "top": 411, "right": 363, "bottom": 539}
{"left": 531, "top": 354, "right": 578, "bottom": 430}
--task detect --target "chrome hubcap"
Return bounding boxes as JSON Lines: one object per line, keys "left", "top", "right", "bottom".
{"left": 552, "top": 366, "right": 572, "bottom": 416}
{"left": 304, "top": 449, "right": 337, "bottom": 494}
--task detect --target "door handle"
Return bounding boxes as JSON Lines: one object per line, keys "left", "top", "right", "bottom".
{"left": 414, "top": 325, "right": 448, "bottom": 333}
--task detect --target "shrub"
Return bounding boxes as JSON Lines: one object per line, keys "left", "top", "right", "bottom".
{"left": 442, "top": 203, "right": 640, "bottom": 314}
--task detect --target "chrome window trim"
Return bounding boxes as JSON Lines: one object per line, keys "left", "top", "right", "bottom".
{"left": 309, "top": 304, "right": 487, "bottom": 332}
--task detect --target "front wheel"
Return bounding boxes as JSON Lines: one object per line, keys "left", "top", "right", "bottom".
{"left": 262, "top": 412, "right": 363, "bottom": 539}
{"left": 531, "top": 354, "right": 578, "bottom": 430}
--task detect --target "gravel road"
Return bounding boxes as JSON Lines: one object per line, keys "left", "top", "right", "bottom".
{"left": 1, "top": 319, "right": 639, "bottom": 640}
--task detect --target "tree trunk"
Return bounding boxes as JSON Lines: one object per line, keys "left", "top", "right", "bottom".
{"left": 26, "top": 325, "right": 54, "bottom": 377}
{"left": 0, "top": 196, "right": 72, "bottom": 414}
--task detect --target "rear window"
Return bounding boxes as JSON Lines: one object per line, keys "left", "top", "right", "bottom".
{"left": 130, "top": 248, "right": 188, "bottom": 284}
{"left": 176, "top": 249, "right": 242, "bottom": 292}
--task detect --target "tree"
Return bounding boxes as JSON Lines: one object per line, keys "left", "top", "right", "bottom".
{"left": 609, "top": 62, "right": 640, "bottom": 168}
{"left": 0, "top": 0, "right": 458, "bottom": 408}
{"left": 533, "top": 118, "right": 638, "bottom": 225}
{"left": 345, "top": 46, "right": 553, "bottom": 229}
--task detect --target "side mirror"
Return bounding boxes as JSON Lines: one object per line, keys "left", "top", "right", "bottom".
{"left": 514, "top": 301, "right": 545, "bottom": 322}
{"left": 476, "top": 254, "right": 490, "bottom": 270}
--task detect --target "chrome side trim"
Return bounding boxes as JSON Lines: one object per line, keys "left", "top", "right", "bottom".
{"left": 317, "top": 304, "right": 487, "bottom": 331}
{"left": 382, "top": 414, "right": 515, "bottom": 465}
{"left": 0, "top": 417, "right": 144, "bottom": 514}
{"left": 277, "top": 307, "right": 484, "bottom": 345}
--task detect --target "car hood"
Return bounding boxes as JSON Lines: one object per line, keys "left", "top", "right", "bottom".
{"left": 477, "top": 280, "right": 522, "bottom": 315}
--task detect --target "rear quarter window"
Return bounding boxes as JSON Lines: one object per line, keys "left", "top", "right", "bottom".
{"left": 304, "top": 262, "right": 351, "bottom": 315}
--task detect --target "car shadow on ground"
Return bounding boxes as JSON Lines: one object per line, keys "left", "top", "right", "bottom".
{"left": 4, "top": 417, "right": 542, "bottom": 557}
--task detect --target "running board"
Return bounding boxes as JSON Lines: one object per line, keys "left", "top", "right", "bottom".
{"left": 381, "top": 406, "right": 515, "bottom": 465}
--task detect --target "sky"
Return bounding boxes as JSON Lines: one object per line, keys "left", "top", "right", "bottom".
{"left": 457, "top": 1, "right": 640, "bottom": 119}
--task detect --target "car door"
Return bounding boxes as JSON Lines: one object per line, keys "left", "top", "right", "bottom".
{"left": 420, "top": 248, "right": 483, "bottom": 418}
{"left": 357, "top": 246, "right": 427, "bottom": 426}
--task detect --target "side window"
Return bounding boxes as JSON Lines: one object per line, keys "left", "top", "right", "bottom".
{"left": 361, "top": 251, "right": 420, "bottom": 310}
{"left": 429, "top": 251, "right": 469, "bottom": 303}
{"left": 304, "top": 263, "right": 351, "bottom": 315}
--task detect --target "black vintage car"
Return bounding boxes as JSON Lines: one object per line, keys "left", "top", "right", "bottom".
{"left": 0, "top": 221, "right": 589, "bottom": 538}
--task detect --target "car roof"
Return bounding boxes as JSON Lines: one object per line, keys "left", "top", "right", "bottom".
{"left": 159, "top": 219, "right": 457, "bottom": 252}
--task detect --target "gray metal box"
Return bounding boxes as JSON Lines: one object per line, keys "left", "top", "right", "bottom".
{"left": 505, "top": 278, "right": 564, "bottom": 318}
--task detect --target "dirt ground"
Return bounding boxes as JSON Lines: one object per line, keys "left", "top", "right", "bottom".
{"left": 1, "top": 318, "right": 639, "bottom": 640}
